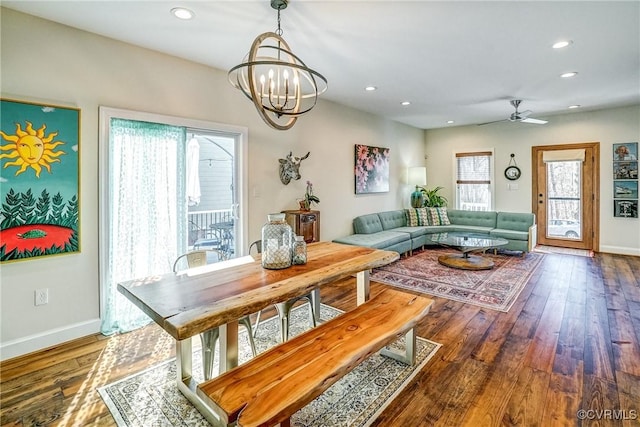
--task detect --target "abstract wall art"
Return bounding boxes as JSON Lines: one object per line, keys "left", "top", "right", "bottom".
{"left": 354, "top": 144, "right": 390, "bottom": 194}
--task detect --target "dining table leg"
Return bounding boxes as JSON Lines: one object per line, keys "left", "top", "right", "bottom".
{"left": 218, "top": 320, "right": 239, "bottom": 374}
{"left": 176, "top": 337, "right": 225, "bottom": 425}
{"left": 356, "top": 269, "right": 371, "bottom": 305}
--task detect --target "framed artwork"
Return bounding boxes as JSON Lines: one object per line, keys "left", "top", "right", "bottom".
{"left": 613, "top": 161, "right": 638, "bottom": 180}
{"left": 0, "top": 99, "right": 80, "bottom": 262}
{"left": 613, "top": 142, "right": 638, "bottom": 161}
{"left": 612, "top": 142, "right": 638, "bottom": 219}
{"left": 354, "top": 144, "right": 390, "bottom": 194}
{"left": 614, "top": 200, "right": 638, "bottom": 218}
{"left": 614, "top": 181, "right": 638, "bottom": 199}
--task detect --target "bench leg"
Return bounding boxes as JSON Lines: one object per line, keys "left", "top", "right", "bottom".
{"left": 380, "top": 327, "right": 417, "bottom": 366}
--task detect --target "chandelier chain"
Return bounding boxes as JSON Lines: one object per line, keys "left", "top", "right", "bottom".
{"left": 276, "top": 8, "right": 283, "bottom": 36}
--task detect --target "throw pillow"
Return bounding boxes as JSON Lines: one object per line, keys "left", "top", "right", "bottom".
{"left": 428, "top": 207, "right": 451, "bottom": 226}
{"left": 405, "top": 208, "right": 429, "bottom": 226}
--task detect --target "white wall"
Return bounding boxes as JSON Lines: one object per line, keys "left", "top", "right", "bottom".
{"left": 0, "top": 9, "right": 424, "bottom": 359}
{"left": 424, "top": 104, "right": 640, "bottom": 255}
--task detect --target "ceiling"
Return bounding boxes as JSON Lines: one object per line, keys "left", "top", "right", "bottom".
{"left": 3, "top": 1, "right": 639, "bottom": 130}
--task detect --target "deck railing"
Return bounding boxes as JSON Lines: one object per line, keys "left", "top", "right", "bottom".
{"left": 188, "top": 209, "right": 233, "bottom": 246}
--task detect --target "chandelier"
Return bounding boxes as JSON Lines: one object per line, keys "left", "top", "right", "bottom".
{"left": 228, "top": 0, "right": 328, "bottom": 130}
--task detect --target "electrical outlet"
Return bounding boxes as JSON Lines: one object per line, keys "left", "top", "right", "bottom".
{"left": 35, "top": 288, "right": 49, "bottom": 306}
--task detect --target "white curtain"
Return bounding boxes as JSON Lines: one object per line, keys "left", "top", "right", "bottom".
{"left": 101, "top": 118, "right": 187, "bottom": 335}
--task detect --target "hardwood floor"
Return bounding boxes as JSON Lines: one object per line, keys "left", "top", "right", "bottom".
{"left": 1, "top": 252, "right": 639, "bottom": 426}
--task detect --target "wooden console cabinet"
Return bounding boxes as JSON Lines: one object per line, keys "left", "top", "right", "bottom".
{"left": 282, "top": 210, "right": 320, "bottom": 243}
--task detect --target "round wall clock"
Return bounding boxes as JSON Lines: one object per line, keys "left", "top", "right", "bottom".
{"left": 504, "top": 165, "right": 521, "bottom": 181}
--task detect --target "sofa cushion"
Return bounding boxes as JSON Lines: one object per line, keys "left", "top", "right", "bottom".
{"left": 332, "top": 230, "right": 410, "bottom": 249}
{"left": 427, "top": 207, "right": 451, "bottom": 225}
{"left": 378, "top": 210, "right": 407, "bottom": 230}
{"left": 496, "top": 212, "right": 535, "bottom": 232}
{"left": 421, "top": 225, "right": 458, "bottom": 233}
{"left": 447, "top": 209, "right": 497, "bottom": 228}
{"left": 405, "top": 208, "right": 429, "bottom": 226}
{"left": 448, "top": 225, "right": 494, "bottom": 234}
{"left": 353, "top": 213, "right": 383, "bottom": 234}
{"left": 393, "top": 226, "right": 429, "bottom": 238}
{"left": 490, "top": 228, "right": 529, "bottom": 241}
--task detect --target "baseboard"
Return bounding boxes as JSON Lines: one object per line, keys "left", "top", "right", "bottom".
{"left": 0, "top": 318, "right": 101, "bottom": 362}
{"left": 599, "top": 245, "right": 640, "bottom": 257}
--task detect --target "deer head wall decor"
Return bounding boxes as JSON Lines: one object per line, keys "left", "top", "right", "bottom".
{"left": 279, "top": 151, "right": 310, "bottom": 185}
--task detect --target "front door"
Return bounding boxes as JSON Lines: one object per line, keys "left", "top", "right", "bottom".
{"left": 532, "top": 142, "right": 599, "bottom": 251}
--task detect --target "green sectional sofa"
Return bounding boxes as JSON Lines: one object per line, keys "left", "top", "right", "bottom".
{"left": 332, "top": 208, "right": 537, "bottom": 255}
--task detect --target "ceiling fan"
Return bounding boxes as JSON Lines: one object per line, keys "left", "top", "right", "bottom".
{"left": 479, "top": 99, "right": 548, "bottom": 125}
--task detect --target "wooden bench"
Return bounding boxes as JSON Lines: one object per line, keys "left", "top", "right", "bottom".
{"left": 196, "top": 288, "right": 434, "bottom": 427}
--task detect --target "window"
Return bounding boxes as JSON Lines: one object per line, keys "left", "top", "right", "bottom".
{"left": 455, "top": 151, "right": 493, "bottom": 211}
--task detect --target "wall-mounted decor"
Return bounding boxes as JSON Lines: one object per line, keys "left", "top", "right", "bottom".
{"left": 354, "top": 144, "right": 390, "bottom": 194}
{"left": 614, "top": 200, "right": 637, "bottom": 218}
{"left": 0, "top": 99, "right": 80, "bottom": 262}
{"left": 279, "top": 151, "right": 310, "bottom": 185}
{"left": 504, "top": 153, "right": 521, "bottom": 181}
{"left": 612, "top": 142, "right": 638, "bottom": 218}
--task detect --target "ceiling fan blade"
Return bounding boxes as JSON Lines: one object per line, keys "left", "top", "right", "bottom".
{"left": 519, "top": 110, "right": 532, "bottom": 119}
{"left": 521, "top": 117, "right": 548, "bottom": 124}
{"left": 477, "top": 118, "right": 509, "bottom": 126}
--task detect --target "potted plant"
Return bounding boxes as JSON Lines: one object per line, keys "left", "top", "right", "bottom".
{"left": 298, "top": 181, "right": 320, "bottom": 211}
{"left": 420, "top": 186, "right": 448, "bottom": 207}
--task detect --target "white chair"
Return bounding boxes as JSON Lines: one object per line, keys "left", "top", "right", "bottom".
{"left": 173, "top": 250, "right": 257, "bottom": 380}
{"left": 249, "top": 240, "right": 319, "bottom": 342}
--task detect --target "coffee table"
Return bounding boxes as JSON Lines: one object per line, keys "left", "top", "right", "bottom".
{"left": 430, "top": 232, "right": 508, "bottom": 270}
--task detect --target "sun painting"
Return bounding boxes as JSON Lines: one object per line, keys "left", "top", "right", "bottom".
{"left": 0, "top": 121, "right": 66, "bottom": 177}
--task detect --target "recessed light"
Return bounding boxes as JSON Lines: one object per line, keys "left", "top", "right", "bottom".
{"left": 401, "top": 101, "right": 411, "bottom": 106}
{"left": 568, "top": 104, "right": 581, "bottom": 109}
{"left": 552, "top": 40, "right": 573, "bottom": 49}
{"left": 365, "top": 86, "right": 377, "bottom": 91}
{"left": 171, "top": 7, "right": 194, "bottom": 20}
{"left": 560, "top": 71, "right": 578, "bottom": 78}
{"left": 447, "top": 120, "right": 454, "bottom": 124}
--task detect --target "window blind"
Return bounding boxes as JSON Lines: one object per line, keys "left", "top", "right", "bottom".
{"left": 542, "top": 149, "right": 586, "bottom": 162}
{"left": 456, "top": 151, "right": 492, "bottom": 184}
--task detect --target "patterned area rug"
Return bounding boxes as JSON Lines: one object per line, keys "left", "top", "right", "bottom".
{"left": 98, "top": 304, "right": 441, "bottom": 427}
{"left": 371, "top": 247, "right": 545, "bottom": 312}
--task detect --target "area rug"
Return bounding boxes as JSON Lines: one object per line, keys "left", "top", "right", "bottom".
{"left": 371, "top": 248, "right": 545, "bottom": 312}
{"left": 98, "top": 303, "right": 441, "bottom": 427}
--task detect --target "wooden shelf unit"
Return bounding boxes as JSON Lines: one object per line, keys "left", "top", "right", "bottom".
{"left": 282, "top": 210, "right": 320, "bottom": 243}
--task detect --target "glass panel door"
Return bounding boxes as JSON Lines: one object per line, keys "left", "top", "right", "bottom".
{"left": 546, "top": 161, "right": 582, "bottom": 239}
{"left": 533, "top": 143, "right": 598, "bottom": 251}
{"left": 186, "top": 131, "right": 239, "bottom": 259}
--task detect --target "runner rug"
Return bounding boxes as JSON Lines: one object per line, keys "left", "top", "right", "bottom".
{"left": 98, "top": 303, "right": 441, "bottom": 427}
{"left": 371, "top": 248, "right": 545, "bottom": 312}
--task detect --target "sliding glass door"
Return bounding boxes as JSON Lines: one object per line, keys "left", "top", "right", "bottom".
{"left": 99, "top": 107, "right": 247, "bottom": 334}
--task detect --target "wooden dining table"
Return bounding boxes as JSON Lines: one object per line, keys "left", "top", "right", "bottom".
{"left": 117, "top": 241, "right": 399, "bottom": 425}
